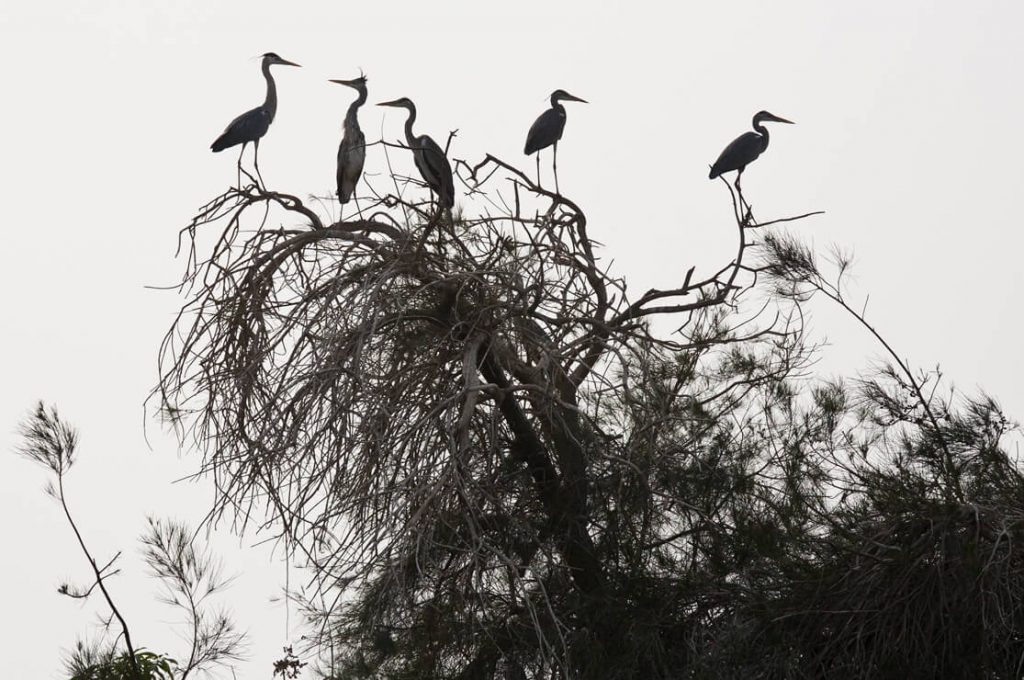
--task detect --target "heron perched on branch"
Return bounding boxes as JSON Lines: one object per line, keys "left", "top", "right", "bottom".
{"left": 377, "top": 97, "right": 454, "bottom": 212}
{"left": 210, "top": 52, "right": 301, "bottom": 185}
{"left": 709, "top": 111, "right": 794, "bottom": 189}
{"left": 329, "top": 74, "right": 368, "bottom": 209}
{"left": 524, "top": 89, "right": 587, "bottom": 194}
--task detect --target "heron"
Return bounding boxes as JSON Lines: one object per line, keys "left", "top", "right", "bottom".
{"left": 524, "top": 89, "right": 587, "bottom": 194}
{"left": 328, "top": 74, "right": 368, "bottom": 210}
{"left": 709, "top": 111, "right": 794, "bottom": 190}
{"left": 377, "top": 97, "right": 454, "bottom": 212}
{"left": 210, "top": 52, "right": 301, "bottom": 186}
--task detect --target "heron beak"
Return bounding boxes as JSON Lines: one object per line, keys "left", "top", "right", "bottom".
{"left": 568, "top": 94, "right": 588, "bottom": 104}
{"left": 329, "top": 78, "right": 358, "bottom": 86}
{"left": 771, "top": 114, "right": 794, "bottom": 124}
{"left": 377, "top": 99, "right": 400, "bottom": 107}
{"left": 278, "top": 58, "right": 301, "bottom": 67}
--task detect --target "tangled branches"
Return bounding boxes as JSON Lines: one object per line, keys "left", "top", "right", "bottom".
{"left": 155, "top": 153, "right": 830, "bottom": 678}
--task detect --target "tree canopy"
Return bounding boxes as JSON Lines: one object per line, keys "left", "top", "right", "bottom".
{"left": 19, "top": 132, "right": 1022, "bottom": 679}
{"left": 147, "top": 143, "right": 1023, "bottom": 679}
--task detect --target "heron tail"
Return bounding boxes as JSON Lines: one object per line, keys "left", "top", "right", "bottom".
{"left": 211, "top": 135, "right": 230, "bottom": 153}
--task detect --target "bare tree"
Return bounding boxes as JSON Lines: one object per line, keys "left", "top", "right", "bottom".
{"left": 156, "top": 138, "right": 827, "bottom": 678}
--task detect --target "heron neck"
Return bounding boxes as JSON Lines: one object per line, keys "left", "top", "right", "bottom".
{"left": 753, "top": 119, "right": 769, "bottom": 149}
{"left": 262, "top": 61, "right": 278, "bottom": 120}
{"left": 345, "top": 90, "right": 366, "bottom": 128}
{"left": 403, "top": 106, "right": 418, "bottom": 146}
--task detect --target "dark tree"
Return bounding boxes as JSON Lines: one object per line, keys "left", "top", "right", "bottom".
{"left": 155, "top": 141, "right": 1021, "bottom": 680}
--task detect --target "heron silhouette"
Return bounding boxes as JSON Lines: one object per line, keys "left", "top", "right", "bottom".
{"left": 709, "top": 111, "right": 794, "bottom": 190}
{"left": 378, "top": 97, "right": 455, "bottom": 213}
{"left": 524, "top": 89, "right": 587, "bottom": 194}
{"left": 329, "top": 74, "right": 368, "bottom": 214}
{"left": 211, "top": 52, "right": 301, "bottom": 186}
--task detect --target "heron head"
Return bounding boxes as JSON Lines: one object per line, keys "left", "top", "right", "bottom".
{"left": 262, "top": 52, "right": 301, "bottom": 68}
{"left": 377, "top": 97, "right": 415, "bottom": 111}
{"left": 551, "top": 89, "right": 588, "bottom": 105}
{"left": 329, "top": 73, "right": 368, "bottom": 92}
{"left": 753, "top": 110, "right": 794, "bottom": 125}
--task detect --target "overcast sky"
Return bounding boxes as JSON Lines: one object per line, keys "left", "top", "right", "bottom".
{"left": 3, "top": 1, "right": 1022, "bottom": 677}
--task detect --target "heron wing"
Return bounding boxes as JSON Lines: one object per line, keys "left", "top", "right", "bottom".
{"left": 337, "top": 127, "right": 366, "bottom": 204}
{"left": 413, "top": 135, "right": 455, "bottom": 209}
{"left": 211, "top": 106, "right": 272, "bottom": 152}
{"left": 709, "top": 131, "right": 765, "bottom": 178}
{"left": 524, "top": 107, "right": 566, "bottom": 155}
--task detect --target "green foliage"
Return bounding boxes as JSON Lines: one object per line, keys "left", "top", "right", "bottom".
{"left": 273, "top": 646, "right": 308, "bottom": 678}
{"left": 67, "top": 646, "right": 177, "bottom": 680}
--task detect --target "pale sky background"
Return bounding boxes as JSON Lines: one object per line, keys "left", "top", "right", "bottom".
{"left": 2, "top": 1, "right": 1022, "bottom": 677}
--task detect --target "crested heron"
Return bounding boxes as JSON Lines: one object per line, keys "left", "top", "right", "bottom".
{"left": 377, "top": 97, "right": 454, "bottom": 212}
{"left": 524, "top": 89, "right": 587, "bottom": 194}
{"left": 329, "top": 74, "right": 368, "bottom": 209}
{"left": 210, "top": 52, "right": 301, "bottom": 185}
{"left": 709, "top": 111, "right": 794, "bottom": 189}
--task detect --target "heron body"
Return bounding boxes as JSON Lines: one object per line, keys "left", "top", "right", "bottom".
{"left": 524, "top": 106, "right": 566, "bottom": 155}
{"left": 329, "top": 76, "right": 368, "bottom": 205}
{"left": 378, "top": 97, "right": 454, "bottom": 210}
{"left": 211, "top": 106, "right": 271, "bottom": 153}
{"left": 709, "top": 110, "right": 794, "bottom": 184}
{"left": 211, "top": 52, "right": 300, "bottom": 182}
{"left": 524, "top": 89, "right": 587, "bottom": 192}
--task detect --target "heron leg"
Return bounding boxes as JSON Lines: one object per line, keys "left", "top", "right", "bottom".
{"left": 553, "top": 142, "right": 560, "bottom": 195}
{"left": 235, "top": 143, "right": 247, "bottom": 188}
{"left": 253, "top": 139, "right": 265, "bottom": 188}
{"left": 535, "top": 153, "right": 541, "bottom": 187}
{"left": 238, "top": 148, "right": 260, "bottom": 188}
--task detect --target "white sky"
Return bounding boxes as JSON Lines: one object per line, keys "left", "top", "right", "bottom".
{"left": 2, "top": 1, "right": 1022, "bottom": 677}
